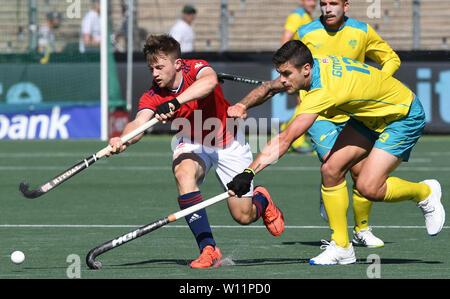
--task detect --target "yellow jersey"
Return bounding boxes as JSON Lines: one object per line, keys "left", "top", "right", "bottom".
{"left": 299, "top": 56, "right": 413, "bottom": 133}
{"left": 294, "top": 17, "right": 401, "bottom": 123}
{"left": 284, "top": 6, "right": 312, "bottom": 34}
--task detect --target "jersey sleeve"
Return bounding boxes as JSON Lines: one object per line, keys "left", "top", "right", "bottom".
{"left": 284, "top": 13, "right": 303, "bottom": 33}
{"left": 365, "top": 24, "right": 401, "bottom": 76}
{"left": 138, "top": 87, "right": 158, "bottom": 113}
{"left": 298, "top": 88, "right": 335, "bottom": 115}
{"left": 186, "top": 59, "right": 212, "bottom": 82}
{"left": 285, "top": 12, "right": 312, "bottom": 33}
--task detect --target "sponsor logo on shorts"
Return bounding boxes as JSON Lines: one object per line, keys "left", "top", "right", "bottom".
{"left": 320, "top": 129, "right": 337, "bottom": 141}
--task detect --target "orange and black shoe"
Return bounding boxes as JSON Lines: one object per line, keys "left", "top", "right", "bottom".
{"left": 190, "top": 245, "right": 222, "bottom": 269}
{"left": 254, "top": 186, "right": 285, "bottom": 236}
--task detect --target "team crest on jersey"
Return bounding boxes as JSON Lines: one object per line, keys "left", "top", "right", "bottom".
{"left": 349, "top": 39, "right": 358, "bottom": 49}
{"left": 194, "top": 62, "right": 204, "bottom": 69}
{"left": 321, "top": 58, "right": 330, "bottom": 64}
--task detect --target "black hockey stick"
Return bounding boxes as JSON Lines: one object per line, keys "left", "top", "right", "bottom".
{"left": 86, "top": 192, "right": 229, "bottom": 269}
{"left": 217, "top": 72, "right": 265, "bottom": 85}
{"left": 19, "top": 118, "right": 159, "bottom": 199}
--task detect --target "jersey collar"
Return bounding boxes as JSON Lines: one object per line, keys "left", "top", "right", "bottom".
{"left": 320, "top": 16, "right": 348, "bottom": 33}
{"left": 307, "top": 58, "right": 322, "bottom": 92}
{"left": 166, "top": 76, "right": 184, "bottom": 94}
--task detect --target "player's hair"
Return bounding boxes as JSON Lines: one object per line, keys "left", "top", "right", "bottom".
{"left": 143, "top": 34, "right": 181, "bottom": 63}
{"left": 272, "top": 40, "right": 314, "bottom": 69}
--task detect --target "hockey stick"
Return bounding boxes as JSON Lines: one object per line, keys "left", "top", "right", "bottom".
{"left": 217, "top": 72, "right": 264, "bottom": 85}
{"left": 86, "top": 191, "right": 230, "bottom": 269}
{"left": 19, "top": 118, "right": 159, "bottom": 199}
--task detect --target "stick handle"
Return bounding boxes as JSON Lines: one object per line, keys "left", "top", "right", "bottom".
{"left": 95, "top": 118, "right": 159, "bottom": 159}
{"left": 217, "top": 72, "right": 264, "bottom": 85}
{"left": 19, "top": 118, "right": 160, "bottom": 199}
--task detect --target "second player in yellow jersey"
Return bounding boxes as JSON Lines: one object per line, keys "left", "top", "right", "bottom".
{"left": 300, "top": 55, "right": 412, "bottom": 132}
{"left": 294, "top": 15, "right": 401, "bottom": 124}
{"left": 292, "top": 0, "right": 400, "bottom": 248}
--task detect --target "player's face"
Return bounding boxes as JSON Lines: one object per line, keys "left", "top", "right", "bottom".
{"left": 276, "top": 61, "right": 306, "bottom": 94}
{"left": 93, "top": 2, "right": 100, "bottom": 12}
{"left": 52, "top": 19, "right": 60, "bottom": 29}
{"left": 183, "top": 13, "right": 196, "bottom": 25}
{"left": 148, "top": 54, "right": 180, "bottom": 88}
{"left": 301, "top": 0, "right": 317, "bottom": 15}
{"left": 320, "top": 0, "right": 349, "bottom": 29}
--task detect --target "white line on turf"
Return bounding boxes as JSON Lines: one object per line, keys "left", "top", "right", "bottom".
{"left": 0, "top": 224, "right": 447, "bottom": 229}
{"left": 0, "top": 152, "right": 171, "bottom": 158}
{"left": 2, "top": 165, "right": 450, "bottom": 171}
{"left": 1, "top": 151, "right": 450, "bottom": 157}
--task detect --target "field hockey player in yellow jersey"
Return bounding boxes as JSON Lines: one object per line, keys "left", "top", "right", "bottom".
{"left": 293, "top": 0, "right": 400, "bottom": 247}
{"left": 281, "top": 0, "right": 316, "bottom": 45}
{"left": 227, "top": 40, "right": 445, "bottom": 265}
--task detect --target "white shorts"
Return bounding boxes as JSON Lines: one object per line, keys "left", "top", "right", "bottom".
{"left": 173, "top": 129, "right": 254, "bottom": 197}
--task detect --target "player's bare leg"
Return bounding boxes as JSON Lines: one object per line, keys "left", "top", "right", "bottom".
{"left": 355, "top": 148, "right": 402, "bottom": 202}
{"left": 321, "top": 124, "right": 372, "bottom": 188}
{"left": 173, "top": 155, "right": 203, "bottom": 194}
{"left": 357, "top": 147, "right": 444, "bottom": 235}
{"left": 227, "top": 188, "right": 284, "bottom": 236}
{"left": 227, "top": 196, "right": 256, "bottom": 225}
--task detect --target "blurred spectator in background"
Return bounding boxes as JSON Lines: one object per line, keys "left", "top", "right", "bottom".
{"left": 38, "top": 11, "right": 62, "bottom": 55}
{"left": 281, "top": 0, "right": 316, "bottom": 45}
{"left": 79, "top": 0, "right": 101, "bottom": 53}
{"left": 169, "top": 4, "right": 197, "bottom": 53}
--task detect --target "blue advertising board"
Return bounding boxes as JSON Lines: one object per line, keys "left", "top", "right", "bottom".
{"left": 0, "top": 105, "right": 101, "bottom": 139}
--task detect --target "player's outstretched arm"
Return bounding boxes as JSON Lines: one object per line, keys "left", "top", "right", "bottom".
{"left": 106, "top": 109, "right": 154, "bottom": 156}
{"left": 155, "top": 67, "right": 218, "bottom": 123}
{"left": 177, "top": 67, "right": 218, "bottom": 105}
{"left": 251, "top": 113, "right": 318, "bottom": 172}
{"left": 227, "top": 113, "right": 318, "bottom": 196}
{"left": 227, "top": 77, "right": 286, "bottom": 119}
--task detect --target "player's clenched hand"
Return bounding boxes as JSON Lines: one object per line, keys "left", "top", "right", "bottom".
{"left": 106, "top": 137, "right": 128, "bottom": 157}
{"left": 227, "top": 103, "right": 248, "bottom": 119}
{"left": 227, "top": 168, "right": 255, "bottom": 197}
{"left": 155, "top": 98, "right": 181, "bottom": 123}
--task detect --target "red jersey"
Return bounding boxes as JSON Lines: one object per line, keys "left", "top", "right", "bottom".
{"left": 138, "top": 59, "right": 235, "bottom": 147}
